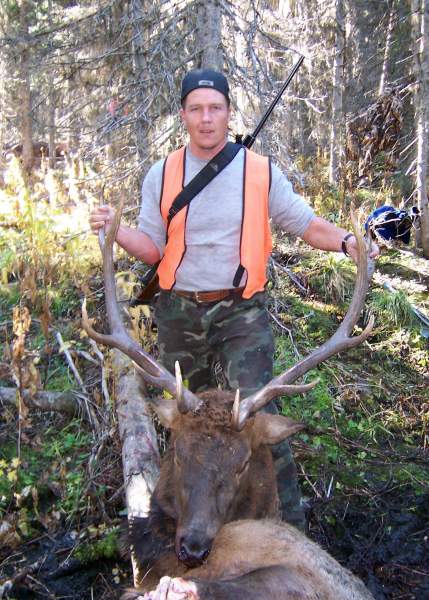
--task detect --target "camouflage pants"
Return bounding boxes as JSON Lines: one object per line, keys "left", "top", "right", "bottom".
{"left": 154, "top": 290, "right": 306, "bottom": 531}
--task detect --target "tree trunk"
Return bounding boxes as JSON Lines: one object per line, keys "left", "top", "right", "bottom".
{"left": 196, "top": 0, "right": 223, "bottom": 69}
{"left": 130, "top": 0, "right": 150, "bottom": 164}
{"left": 0, "top": 31, "right": 7, "bottom": 163}
{"left": 18, "top": 0, "right": 34, "bottom": 173}
{"left": 412, "top": 0, "right": 429, "bottom": 257}
{"left": 378, "top": 2, "right": 395, "bottom": 96}
{"left": 231, "top": 8, "right": 247, "bottom": 139}
{"left": 47, "top": 0, "right": 56, "bottom": 170}
{"left": 48, "top": 87, "right": 56, "bottom": 169}
{"left": 329, "top": 0, "right": 345, "bottom": 185}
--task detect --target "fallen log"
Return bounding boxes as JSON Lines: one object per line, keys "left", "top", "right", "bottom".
{"left": 0, "top": 387, "right": 82, "bottom": 416}
{"left": 102, "top": 280, "right": 161, "bottom": 585}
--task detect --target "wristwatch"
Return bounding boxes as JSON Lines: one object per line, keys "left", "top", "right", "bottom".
{"left": 341, "top": 233, "right": 354, "bottom": 256}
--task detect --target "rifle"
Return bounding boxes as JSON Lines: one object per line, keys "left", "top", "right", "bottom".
{"left": 132, "top": 56, "right": 305, "bottom": 305}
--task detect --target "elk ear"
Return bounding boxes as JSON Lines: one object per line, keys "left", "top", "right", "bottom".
{"left": 251, "top": 413, "right": 305, "bottom": 447}
{"left": 149, "top": 396, "right": 181, "bottom": 429}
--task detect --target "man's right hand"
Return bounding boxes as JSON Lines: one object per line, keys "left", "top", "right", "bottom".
{"left": 89, "top": 204, "right": 116, "bottom": 235}
{"left": 88, "top": 203, "right": 161, "bottom": 264}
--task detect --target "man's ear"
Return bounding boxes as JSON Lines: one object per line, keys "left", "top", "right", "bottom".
{"left": 251, "top": 413, "right": 305, "bottom": 448}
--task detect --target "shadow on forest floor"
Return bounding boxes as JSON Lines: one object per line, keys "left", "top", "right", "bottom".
{"left": 308, "top": 484, "right": 429, "bottom": 598}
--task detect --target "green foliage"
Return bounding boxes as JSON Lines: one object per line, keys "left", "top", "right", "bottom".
{"left": 308, "top": 254, "right": 356, "bottom": 305}
{"left": 74, "top": 528, "right": 120, "bottom": 564}
{"left": 368, "top": 288, "right": 418, "bottom": 331}
{"left": 0, "top": 456, "right": 22, "bottom": 501}
{"left": 0, "top": 282, "right": 20, "bottom": 311}
{"left": 0, "top": 420, "right": 91, "bottom": 519}
{"left": 44, "top": 359, "right": 75, "bottom": 391}
{"left": 0, "top": 243, "right": 18, "bottom": 284}
{"left": 3, "top": 0, "right": 20, "bottom": 20}
{"left": 295, "top": 154, "right": 344, "bottom": 222}
{"left": 296, "top": 152, "right": 413, "bottom": 239}
{"left": 280, "top": 369, "right": 331, "bottom": 425}
{"left": 312, "top": 186, "right": 343, "bottom": 223}
{"left": 43, "top": 422, "right": 92, "bottom": 459}
{"left": 50, "top": 285, "right": 82, "bottom": 319}
{"left": 0, "top": 161, "right": 98, "bottom": 320}
{"left": 272, "top": 293, "right": 338, "bottom": 347}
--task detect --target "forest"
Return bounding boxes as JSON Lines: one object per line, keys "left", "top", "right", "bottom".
{"left": 0, "top": 0, "right": 428, "bottom": 598}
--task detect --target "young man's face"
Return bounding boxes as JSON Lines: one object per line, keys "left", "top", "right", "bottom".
{"left": 180, "top": 88, "right": 230, "bottom": 154}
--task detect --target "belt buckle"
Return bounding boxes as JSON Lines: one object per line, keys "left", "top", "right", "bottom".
{"left": 194, "top": 291, "right": 205, "bottom": 303}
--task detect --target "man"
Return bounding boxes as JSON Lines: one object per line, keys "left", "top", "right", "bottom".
{"left": 90, "top": 69, "right": 379, "bottom": 531}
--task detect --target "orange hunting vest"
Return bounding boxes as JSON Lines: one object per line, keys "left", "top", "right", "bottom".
{"left": 157, "top": 146, "right": 272, "bottom": 299}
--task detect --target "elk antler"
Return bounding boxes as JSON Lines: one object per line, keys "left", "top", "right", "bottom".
{"left": 234, "top": 211, "right": 375, "bottom": 430}
{"left": 175, "top": 360, "right": 197, "bottom": 415}
{"left": 82, "top": 202, "right": 201, "bottom": 412}
{"left": 231, "top": 389, "right": 241, "bottom": 429}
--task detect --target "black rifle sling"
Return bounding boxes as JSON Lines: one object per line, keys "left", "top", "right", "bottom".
{"left": 166, "top": 141, "right": 242, "bottom": 227}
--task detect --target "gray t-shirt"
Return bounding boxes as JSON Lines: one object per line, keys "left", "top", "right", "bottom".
{"left": 138, "top": 146, "right": 314, "bottom": 291}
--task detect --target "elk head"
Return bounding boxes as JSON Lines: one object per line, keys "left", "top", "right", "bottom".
{"left": 146, "top": 385, "right": 306, "bottom": 568}
{"left": 82, "top": 204, "right": 374, "bottom": 567}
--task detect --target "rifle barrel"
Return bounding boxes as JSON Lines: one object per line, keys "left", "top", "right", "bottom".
{"left": 244, "top": 55, "right": 304, "bottom": 149}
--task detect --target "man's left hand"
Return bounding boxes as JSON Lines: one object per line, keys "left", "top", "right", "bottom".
{"left": 345, "top": 235, "right": 380, "bottom": 264}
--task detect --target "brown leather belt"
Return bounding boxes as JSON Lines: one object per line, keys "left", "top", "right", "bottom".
{"left": 171, "top": 287, "right": 245, "bottom": 303}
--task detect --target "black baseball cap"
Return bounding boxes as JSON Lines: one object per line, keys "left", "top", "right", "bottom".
{"left": 181, "top": 69, "right": 230, "bottom": 103}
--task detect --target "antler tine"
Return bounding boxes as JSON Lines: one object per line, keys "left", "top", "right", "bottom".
{"left": 236, "top": 210, "right": 375, "bottom": 430}
{"left": 249, "top": 380, "right": 319, "bottom": 407}
{"left": 175, "top": 361, "right": 184, "bottom": 403}
{"left": 81, "top": 202, "right": 201, "bottom": 410}
{"left": 231, "top": 389, "right": 241, "bottom": 430}
{"left": 175, "top": 360, "right": 198, "bottom": 414}
{"left": 230, "top": 382, "right": 318, "bottom": 431}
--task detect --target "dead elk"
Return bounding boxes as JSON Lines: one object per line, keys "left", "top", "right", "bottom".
{"left": 82, "top": 207, "right": 375, "bottom": 595}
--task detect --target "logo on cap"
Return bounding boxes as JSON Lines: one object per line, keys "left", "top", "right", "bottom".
{"left": 198, "top": 79, "right": 214, "bottom": 87}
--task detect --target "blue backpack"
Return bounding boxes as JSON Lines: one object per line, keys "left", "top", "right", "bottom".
{"left": 365, "top": 205, "right": 418, "bottom": 244}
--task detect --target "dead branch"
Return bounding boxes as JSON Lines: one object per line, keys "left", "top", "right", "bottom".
{"left": 345, "top": 89, "right": 403, "bottom": 181}
{"left": 0, "top": 387, "right": 83, "bottom": 416}
{"left": 271, "top": 257, "right": 308, "bottom": 295}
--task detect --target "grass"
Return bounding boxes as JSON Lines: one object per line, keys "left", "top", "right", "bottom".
{"left": 0, "top": 162, "right": 107, "bottom": 531}
{"left": 306, "top": 254, "right": 356, "bottom": 305}
{"left": 368, "top": 287, "right": 419, "bottom": 330}
{"left": 272, "top": 242, "right": 428, "bottom": 507}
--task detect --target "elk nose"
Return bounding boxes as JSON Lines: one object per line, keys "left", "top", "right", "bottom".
{"left": 178, "top": 538, "right": 211, "bottom": 567}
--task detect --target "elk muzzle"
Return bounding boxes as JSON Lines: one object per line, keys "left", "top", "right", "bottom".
{"left": 176, "top": 530, "right": 213, "bottom": 567}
